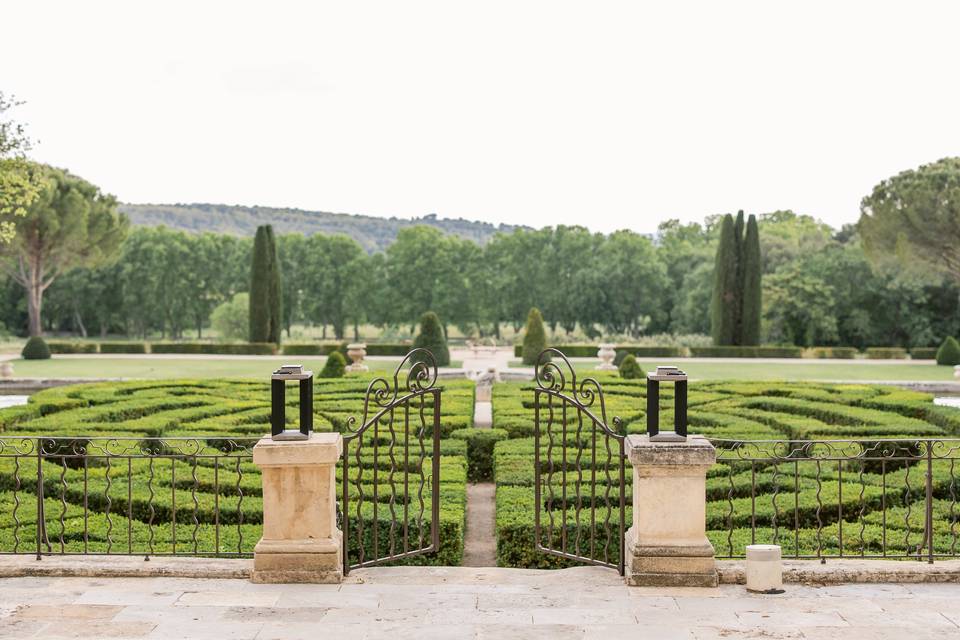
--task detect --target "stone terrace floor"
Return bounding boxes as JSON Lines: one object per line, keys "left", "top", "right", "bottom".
{"left": 2, "top": 566, "right": 960, "bottom": 639}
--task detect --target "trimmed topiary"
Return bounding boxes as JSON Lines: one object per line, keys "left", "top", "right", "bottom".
{"left": 451, "top": 428, "right": 508, "bottom": 482}
{"left": 618, "top": 353, "right": 644, "bottom": 379}
{"left": 318, "top": 351, "right": 347, "bottom": 378}
{"left": 521, "top": 307, "right": 547, "bottom": 365}
{"left": 21, "top": 336, "right": 51, "bottom": 360}
{"left": 936, "top": 336, "right": 960, "bottom": 366}
{"left": 412, "top": 311, "right": 450, "bottom": 366}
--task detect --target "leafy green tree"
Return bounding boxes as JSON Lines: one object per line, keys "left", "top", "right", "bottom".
{"left": 0, "top": 165, "right": 128, "bottom": 336}
{"left": 318, "top": 350, "right": 347, "bottom": 378}
{"left": 764, "top": 263, "right": 838, "bottom": 346}
{"left": 740, "top": 214, "right": 762, "bottom": 345}
{"left": 412, "top": 311, "right": 450, "bottom": 366}
{"left": 301, "top": 234, "right": 365, "bottom": 339}
{"left": 0, "top": 93, "right": 42, "bottom": 243}
{"left": 276, "top": 233, "right": 307, "bottom": 337}
{"left": 211, "top": 293, "right": 249, "bottom": 341}
{"left": 936, "top": 336, "right": 960, "bottom": 366}
{"left": 657, "top": 219, "right": 717, "bottom": 333}
{"left": 521, "top": 307, "right": 548, "bottom": 365}
{"left": 758, "top": 210, "right": 833, "bottom": 274}
{"left": 249, "top": 225, "right": 282, "bottom": 344}
{"left": 860, "top": 158, "right": 960, "bottom": 286}
{"left": 710, "top": 214, "right": 738, "bottom": 345}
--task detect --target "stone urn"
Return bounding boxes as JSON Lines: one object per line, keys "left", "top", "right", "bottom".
{"left": 0, "top": 361, "right": 12, "bottom": 379}
{"left": 596, "top": 343, "right": 617, "bottom": 371}
{"left": 346, "top": 343, "right": 369, "bottom": 373}
{"left": 955, "top": 365, "right": 960, "bottom": 380}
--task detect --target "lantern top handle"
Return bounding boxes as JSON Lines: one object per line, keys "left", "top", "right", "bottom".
{"left": 647, "top": 366, "right": 687, "bottom": 382}
{"left": 273, "top": 364, "right": 313, "bottom": 380}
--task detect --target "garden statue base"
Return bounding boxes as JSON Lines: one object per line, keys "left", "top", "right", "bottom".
{"left": 251, "top": 432, "right": 343, "bottom": 583}
{"left": 624, "top": 434, "right": 718, "bottom": 587}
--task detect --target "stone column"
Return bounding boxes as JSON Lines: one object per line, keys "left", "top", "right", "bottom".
{"left": 624, "top": 434, "right": 717, "bottom": 587}
{"left": 251, "top": 432, "right": 343, "bottom": 583}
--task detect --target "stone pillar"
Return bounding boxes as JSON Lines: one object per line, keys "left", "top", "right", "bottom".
{"left": 624, "top": 434, "right": 717, "bottom": 587}
{"left": 251, "top": 432, "right": 343, "bottom": 583}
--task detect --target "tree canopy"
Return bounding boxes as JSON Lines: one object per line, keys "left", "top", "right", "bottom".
{"left": 0, "top": 164, "right": 128, "bottom": 335}
{"left": 860, "top": 157, "right": 960, "bottom": 284}
{"left": 0, "top": 93, "right": 43, "bottom": 243}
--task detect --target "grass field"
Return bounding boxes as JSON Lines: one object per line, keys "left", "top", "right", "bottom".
{"left": 4, "top": 357, "right": 460, "bottom": 379}
{"left": 511, "top": 360, "right": 956, "bottom": 381}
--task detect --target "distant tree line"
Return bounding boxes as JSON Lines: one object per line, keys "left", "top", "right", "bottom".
{"left": 2, "top": 155, "right": 959, "bottom": 349}
{"left": 0, "top": 209, "right": 954, "bottom": 349}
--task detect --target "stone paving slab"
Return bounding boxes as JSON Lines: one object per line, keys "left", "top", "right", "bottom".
{"left": 1, "top": 567, "right": 959, "bottom": 639}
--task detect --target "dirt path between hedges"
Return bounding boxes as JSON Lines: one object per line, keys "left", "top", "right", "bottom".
{"left": 462, "top": 482, "right": 496, "bottom": 567}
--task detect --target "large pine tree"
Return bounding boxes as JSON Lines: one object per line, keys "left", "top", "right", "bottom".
{"left": 249, "top": 225, "right": 282, "bottom": 344}
{"left": 710, "top": 215, "right": 739, "bottom": 345}
{"left": 740, "top": 214, "right": 762, "bottom": 345}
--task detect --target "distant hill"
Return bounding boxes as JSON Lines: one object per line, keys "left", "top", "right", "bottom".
{"left": 119, "top": 203, "right": 527, "bottom": 252}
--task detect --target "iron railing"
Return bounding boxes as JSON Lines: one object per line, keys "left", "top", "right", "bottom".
{"left": 711, "top": 438, "right": 960, "bottom": 563}
{"left": 0, "top": 436, "right": 258, "bottom": 559}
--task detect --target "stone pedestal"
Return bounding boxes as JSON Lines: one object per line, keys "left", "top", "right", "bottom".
{"left": 251, "top": 432, "right": 343, "bottom": 583}
{"left": 625, "top": 434, "right": 717, "bottom": 587}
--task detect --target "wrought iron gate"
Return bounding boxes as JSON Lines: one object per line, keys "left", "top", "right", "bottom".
{"left": 340, "top": 349, "right": 441, "bottom": 574}
{"left": 533, "top": 348, "right": 627, "bottom": 574}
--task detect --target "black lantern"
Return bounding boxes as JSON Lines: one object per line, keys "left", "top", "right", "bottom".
{"left": 271, "top": 364, "right": 313, "bottom": 440}
{"left": 646, "top": 366, "right": 688, "bottom": 441}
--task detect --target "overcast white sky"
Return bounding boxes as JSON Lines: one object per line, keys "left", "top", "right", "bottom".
{"left": 4, "top": 1, "right": 960, "bottom": 233}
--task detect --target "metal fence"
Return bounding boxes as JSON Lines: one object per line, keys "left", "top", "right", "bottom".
{"left": 0, "top": 436, "right": 258, "bottom": 559}
{"left": 710, "top": 438, "right": 960, "bottom": 563}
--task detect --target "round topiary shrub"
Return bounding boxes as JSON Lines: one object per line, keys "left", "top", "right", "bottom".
{"left": 618, "top": 353, "right": 645, "bottom": 379}
{"left": 521, "top": 307, "right": 547, "bottom": 365}
{"left": 412, "top": 311, "right": 450, "bottom": 366}
{"left": 937, "top": 336, "right": 960, "bottom": 366}
{"left": 318, "top": 350, "right": 347, "bottom": 378}
{"left": 21, "top": 336, "right": 51, "bottom": 360}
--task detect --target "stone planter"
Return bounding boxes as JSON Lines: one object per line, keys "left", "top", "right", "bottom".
{"left": 346, "top": 343, "right": 369, "bottom": 373}
{"left": 596, "top": 343, "right": 617, "bottom": 370}
{"left": 0, "top": 362, "right": 12, "bottom": 379}
{"left": 955, "top": 365, "right": 960, "bottom": 380}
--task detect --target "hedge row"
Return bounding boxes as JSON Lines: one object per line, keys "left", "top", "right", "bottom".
{"left": 38, "top": 341, "right": 421, "bottom": 357}
{"left": 511, "top": 344, "right": 940, "bottom": 360}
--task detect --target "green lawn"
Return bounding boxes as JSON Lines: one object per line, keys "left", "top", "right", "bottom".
{"left": 6, "top": 357, "right": 407, "bottom": 379}
{"left": 512, "top": 360, "right": 955, "bottom": 382}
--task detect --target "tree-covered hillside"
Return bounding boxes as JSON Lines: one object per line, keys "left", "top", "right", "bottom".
{"left": 119, "top": 203, "right": 526, "bottom": 252}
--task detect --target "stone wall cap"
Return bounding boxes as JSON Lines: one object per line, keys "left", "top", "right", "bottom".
{"left": 626, "top": 434, "right": 716, "bottom": 466}
{"left": 253, "top": 432, "right": 342, "bottom": 466}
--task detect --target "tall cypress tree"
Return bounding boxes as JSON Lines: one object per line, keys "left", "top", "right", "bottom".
{"left": 266, "top": 225, "right": 282, "bottom": 345}
{"left": 249, "top": 225, "right": 282, "bottom": 344}
{"left": 732, "top": 210, "right": 745, "bottom": 345}
{"left": 740, "top": 214, "right": 762, "bottom": 346}
{"left": 710, "top": 214, "right": 738, "bottom": 346}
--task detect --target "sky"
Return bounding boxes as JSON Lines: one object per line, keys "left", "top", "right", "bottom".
{"left": 4, "top": 1, "right": 960, "bottom": 234}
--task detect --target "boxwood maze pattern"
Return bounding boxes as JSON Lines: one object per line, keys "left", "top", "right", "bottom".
{"left": 0, "top": 376, "right": 474, "bottom": 564}
{"left": 492, "top": 377, "right": 960, "bottom": 568}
